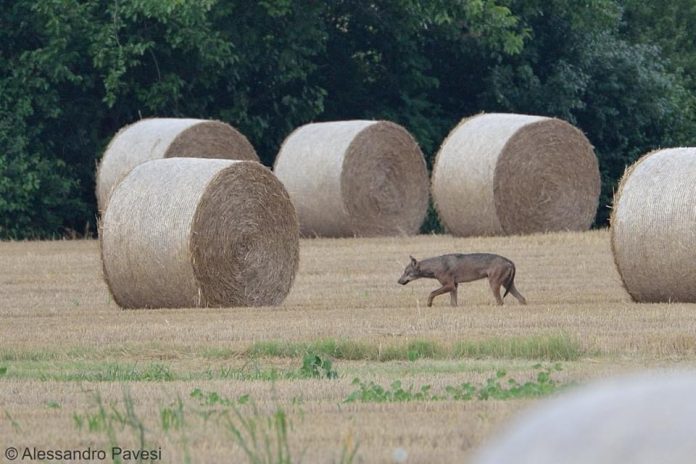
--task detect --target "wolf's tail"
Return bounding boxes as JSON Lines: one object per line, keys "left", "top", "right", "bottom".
{"left": 503, "top": 264, "right": 515, "bottom": 298}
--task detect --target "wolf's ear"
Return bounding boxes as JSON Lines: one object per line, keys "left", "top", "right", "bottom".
{"left": 409, "top": 255, "right": 417, "bottom": 266}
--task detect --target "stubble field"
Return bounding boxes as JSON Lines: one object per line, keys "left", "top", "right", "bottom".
{"left": 2, "top": 230, "right": 696, "bottom": 463}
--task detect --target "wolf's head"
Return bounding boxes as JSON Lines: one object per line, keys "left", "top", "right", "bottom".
{"left": 398, "top": 256, "right": 421, "bottom": 285}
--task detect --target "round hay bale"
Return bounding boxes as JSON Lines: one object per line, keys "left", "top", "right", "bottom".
{"left": 473, "top": 372, "right": 696, "bottom": 464}
{"left": 273, "top": 120, "right": 429, "bottom": 237}
{"left": 610, "top": 147, "right": 696, "bottom": 302}
{"left": 431, "top": 113, "right": 600, "bottom": 236}
{"left": 96, "top": 118, "right": 258, "bottom": 213}
{"left": 100, "top": 158, "right": 299, "bottom": 309}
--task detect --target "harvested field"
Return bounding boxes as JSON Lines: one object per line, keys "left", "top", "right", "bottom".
{"left": 2, "top": 230, "right": 696, "bottom": 463}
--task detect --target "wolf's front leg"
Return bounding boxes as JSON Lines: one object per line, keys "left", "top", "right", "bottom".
{"left": 427, "top": 284, "right": 455, "bottom": 307}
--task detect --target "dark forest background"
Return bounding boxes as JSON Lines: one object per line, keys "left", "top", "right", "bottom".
{"left": 2, "top": 0, "right": 695, "bottom": 238}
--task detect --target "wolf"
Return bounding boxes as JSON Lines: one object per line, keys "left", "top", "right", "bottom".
{"left": 398, "top": 253, "right": 527, "bottom": 307}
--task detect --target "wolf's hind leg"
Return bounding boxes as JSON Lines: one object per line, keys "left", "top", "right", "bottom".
{"left": 508, "top": 284, "right": 527, "bottom": 305}
{"left": 450, "top": 284, "right": 458, "bottom": 307}
{"left": 488, "top": 277, "right": 504, "bottom": 306}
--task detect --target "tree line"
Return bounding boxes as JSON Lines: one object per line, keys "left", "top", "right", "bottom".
{"left": 1, "top": 0, "right": 694, "bottom": 238}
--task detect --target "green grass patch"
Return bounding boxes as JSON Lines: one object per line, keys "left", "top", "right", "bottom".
{"left": 42, "top": 362, "right": 176, "bottom": 382}
{"left": 453, "top": 334, "right": 584, "bottom": 361}
{"left": 2, "top": 361, "right": 177, "bottom": 382}
{"left": 249, "top": 333, "right": 586, "bottom": 362}
{"left": 0, "top": 334, "right": 586, "bottom": 375}
{"left": 3, "top": 354, "right": 341, "bottom": 382}
{"left": 0, "top": 344, "right": 201, "bottom": 363}
{"left": 0, "top": 349, "right": 60, "bottom": 362}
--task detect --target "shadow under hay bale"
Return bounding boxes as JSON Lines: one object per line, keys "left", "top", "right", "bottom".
{"left": 100, "top": 158, "right": 299, "bottom": 309}
{"left": 611, "top": 147, "right": 696, "bottom": 303}
{"left": 432, "top": 113, "right": 600, "bottom": 237}
{"left": 96, "top": 118, "right": 259, "bottom": 213}
{"left": 273, "top": 120, "right": 429, "bottom": 237}
{"left": 473, "top": 372, "right": 696, "bottom": 464}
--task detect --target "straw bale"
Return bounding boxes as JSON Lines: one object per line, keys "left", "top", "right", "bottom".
{"left": 100, "top": 158, "right": 299, "bottom": 308}
{"left": 610, "top": 147, "right": 696, "bottom": 302}
{"left": 273, "top": 120, "right": 429, "bottom": 237}
{"left": 474, "top": 372, "right": 696, "bottom": 464}
{"left": 431, "top": 113, "right": 600, "bottom": 236}
{"left": 96, "top": 118, "right": 258, "bottom": 212}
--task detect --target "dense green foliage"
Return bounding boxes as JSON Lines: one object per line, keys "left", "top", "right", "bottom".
{"left": 1, "top": 0, "right": 694, "bottom": 238}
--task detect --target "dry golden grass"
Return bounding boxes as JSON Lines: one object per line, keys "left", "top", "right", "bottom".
{"left": 2, "top": 230, "right": 696, "bottom": 463}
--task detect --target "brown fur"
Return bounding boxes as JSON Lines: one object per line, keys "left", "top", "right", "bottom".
{"left": 398, "top": 253, "right": 527, "bottom": 307}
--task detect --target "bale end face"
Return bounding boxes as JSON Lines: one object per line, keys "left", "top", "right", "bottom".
{"left": 493, "top": 118, "right": 600, "bottom": 235}
{"left": 432, "top": 113, "right": 600, "bottom": 237}
{"left": 341, "top": 121, "right": 429, "bottom": 237}
{"left": 191, "top": 162, "right": 300, "bottom": 307}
